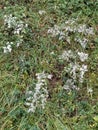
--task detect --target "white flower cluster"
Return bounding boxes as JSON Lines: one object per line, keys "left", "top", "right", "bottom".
{"left": 77, "top": 52, "right": 88, "bottom": 62}
{"left": 25, "top": 72, "right": 52, "bottom": 113}
{"left": 3, "top": 42, "right": 13, "bottom": 53}
{"left": 64, "top": 21, "right": 94, "bottom": 35}
{"left": 87, "top": 87, "right": 93, "bottom": 95}
{"left": 68, "top": 62, "right": 80, "bottom": 81}
{"left": 64, "top": 18, "right": 76, "bottom": 25}
{"left": 77, "top": 24, "right": 94, "bottom": 35}
{"left": 59, "top": 50, "right": 88, "bottom": 62}
{"left": 47, "top": 25, "right": 60, "bottom": 37}
{"left": 4, "top": 14, "right": 17, "bottom": 28}
{"left": 63, "top": 79, "right": 78, "bottom": 91}
{"left": 79, "top": 64, "right": 88, "bottom": 83}
{"left": 47, "top": 25, "right": 65, "bottom": 40}
{"left": 64, "top": 63, "right": 88, "bottom": 90}
{"left": 59, "top": 50, "right": 75, "bottom": 61}
{"left": 47, "top": 18, "right": 94, "bottom": 48}
{"left": 4, "top": 14, "right": 28, "bottom": 35}
{"left": 3, "top": 14, "right": 28, "bottom": 53}
{"left": 59, "top": 50, "right": 88, "bottom": 90}
{"left": 75, "top": 38, "right": 88, "bottom": 48}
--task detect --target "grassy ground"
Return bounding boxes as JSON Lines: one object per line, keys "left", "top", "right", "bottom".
{"left": 0, "top": 0, "right": 98, "bottom": 130}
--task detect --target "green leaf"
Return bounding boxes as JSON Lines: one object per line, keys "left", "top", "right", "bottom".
{"left": 54, "top": 117, "right": 68, "bottom": 130}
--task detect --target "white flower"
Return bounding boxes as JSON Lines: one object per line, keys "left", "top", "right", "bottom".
{"left": 25, "top": 102, "right": 31, "bottom": 106}
{"left": 26, "top": 97, "right": 32, "bottom": 101}
{"left": 86, "top": 27, "right": 94, "bottom": 35}
{"left": 63, "top": 79, "right": 78, "bottom": 90}
{"left": 77, "top": 24, "right": 94, "bottom": 35}
{"left": 59, "top": 31, "right": 65, "bottom": 40}
{"left": 38, "top": 10, "right": 46, "bottom": 15}
{"left": 75, "top": 38, "right": 88, "bottom": 48}
{"left": 35, "top": 82, "right": 44, "bottom": 91}
{"left": 3, "top": 44, "right": 12, "bottom": 53}
{"left": 47, "top": 74, "right": 53, "bottom": 79}
{"left": 27, "top": 105, "right": 36, "bottom": 113}
{"left": 77, "top": 24, "right": 86, "bottom": 33}
{"left": 64, "top": 26, "right": 74, "bottom": 32}
{"left": 87, "top": 88, "right": 93, "bottom": 93}
{"left": 50, "top": 51, "right": 55, "bottom": 55}
{"left": 14, "top": 29, "right": 20, "bottom": 34}
{"left": 69, "top": 62, "right": 80, "bottom": 80}
{"left": 25, "top": 24, "right": 28, "bottom": 27}
{"left": 78, "top": 52, "right": 88, "bottom": 62}
{"left": 36, "top": 71, "right": 47, "bottom": 80}
{"left": 59, "top": 50, "right": 75, "bottom": 61}
{"left": 7, "top": 45, "right": 12, "bottom": 52}
{"left": 79, "top": 64, "right": 88, "bottom": 83}
{"left": 80, "top": 64, "right": 88, "bottom": 72}
{"left": 36, "top": 72, "right": 52, "bottom": 80}
{"left": 47, "top": 25, "right": 60, "bottom": 37}
{"left": 66, "top": 37, "right": 71, "bottom": 44}
{"left": 3, "top": 47, "right": 8, "bottom": 53}
{"left": 26, "top": 90, "right": 33, "bottom": 95}
{"left": 16, "top": 42, "right": 20, "bottom": 47}
{"left": 65, "top": 18, "right": 76, "bottom": 25}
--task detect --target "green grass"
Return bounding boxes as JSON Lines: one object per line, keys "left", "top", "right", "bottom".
{"left": 0, "top": 0, "right": 98, "bottom": 130}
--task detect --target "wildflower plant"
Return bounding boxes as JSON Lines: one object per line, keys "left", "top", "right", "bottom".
{"left": 0, "top": 1, "right": 98, "bottom": 130}
{"left": 25, "top": 72, "right": 52, "bottom": 113}
{"left": 47, "top": 18, "right": 95, "bottom": 49}
{"left": 2, "top": 14, "right": 28, "bottom": 53}
{"left": 0, "top": 5, "right": 33, "bottom": 54}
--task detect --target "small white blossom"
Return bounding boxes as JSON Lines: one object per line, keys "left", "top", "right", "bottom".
{"left": 25, "top": 24, "right": 28, "bottom": 27}
{"left": 38, "top": 10, "right": 46, "bottom": 15}
{"left": 63, "top": 79, "right": 78, "bottom": 91}
{"left": 69, "top": 62, "right": 80, "bottom": 80}
{"left": 16, "top": 42, "right": 20, "bottom": 47}
{"left": 77, "top": 24, "right": 94, "bottom": 35}
{"left": 3, "top": 44, "right": 12, "bottom": 53}
{"left": 75, "top": 38, "right": 88, "bottom": 48}
{"left": 47, "top": 25, "right": 60, "bottom": 37}
{"left": 47, "top": 74, "right": 53, "bottom": 79}
{"left": 36, "top": 71, "right": 47, "bottom": 80}
{"left": 26, "top": 90, "right": 33, "bottom": 95}
{"left": 66, "top": 37, "right": 71, "bottom": 44}
{"left": 87, "top": 88, "right": 93, "bottom": 94}
{"left": 50, "top": 51, "right": 55, "bottom": 55}
{"left": 36, "top": 71, "right": 52, "bottom": 80}
{"left": 25, "top": 102, "right": 31, "bottom": 106}
{"left": 77, "top": 24, "right": 86, "bottom": 33}
{"left": 77, "top": 52, "right": 88, "bottom": 62}
{"left": 59, "top": 31, "right": 65, "bottom": 40}
{"left": 26, "top": 97, "right": 32, "bottom": 101}
{"left": 85, "top": 27, "right": 94, "bottom": 35}
{"left": 65, "top": 18, "right": 76, "bottom": 25}
{"left": 59, "top": 50, "right": 75, "bottom": 61}
{"left": 87, "top": 87, "right": 93, "bottom": 98}
{"left": 79, "top": 64, "right": 88, "bottom": 83}
{"left": 64, "top": 26, "right": 74, "bottom": 32}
